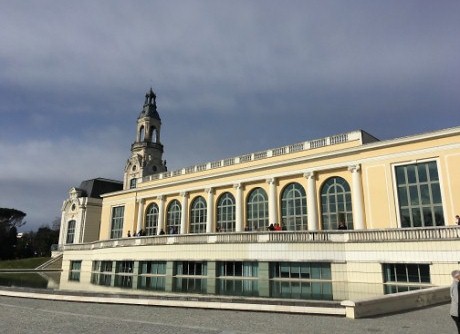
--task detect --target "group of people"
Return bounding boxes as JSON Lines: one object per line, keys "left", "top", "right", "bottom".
{"left": 267, "top": 223, "right": 282, "bottom": 231}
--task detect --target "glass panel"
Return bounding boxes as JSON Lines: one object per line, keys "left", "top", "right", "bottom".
{"left": 407, "top": 265, "right": 420, "bottom": 283}
{"left": 419, "top": 265, "right": 431, "bottom": 283}
{"left": 434, "top": 206, "right": 445, "bottom": 226}
{"left": 409, "top": 186, "right": 419, "bottom": 205}
{"left": 396, "top": 167, "right": 406, "bottom": 184}
{"left": 420, "top": 185, "right": 431, "bottom": 205}
{"left": 417, "top": 164, "right": 428, "bottom": 183}
{"left": 412, "top": 208, "right": 422, "bottom": 227}
{"left": 428, "top": 162, "right": 439, "bottom": 181}
{"left": 431, "top": 184, "right": 442, "bottom": 204}
{"left": 398, "top": 187, "right": 408, "bottom": 207}
{"left": 406, "top": 165, "right": 416, "bottom": 183}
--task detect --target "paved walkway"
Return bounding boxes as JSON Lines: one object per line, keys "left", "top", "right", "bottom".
{"left": 0, "top": 295, "right": 455, "bottom": 334}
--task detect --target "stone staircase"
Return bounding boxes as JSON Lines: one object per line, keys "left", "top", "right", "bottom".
{"left": 35, "top": 254, "right": 63, "bottom": 270}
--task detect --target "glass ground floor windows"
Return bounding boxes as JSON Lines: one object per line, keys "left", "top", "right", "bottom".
{"left": 217, "top": 261, "right": 258, "bottom": 278}
{"left": 269, "top": 262, "right": 333, "bottom": 300}
{"left": 85, "top": 260, "right": 433, "bottom": 301}
{"left": 91, "top": 261, "right": 114, "bottom": 286}
{"left": 138, "top": 261, "right": 166, "bottom": 291}
{"left": 270, "top": 262, "right": 331, "bottom": 280}
{"left": 174, "top": 261, "right": 207, "bottom": 276}
{"left": 382, "top": 263, "right": 431, "bottom": 294}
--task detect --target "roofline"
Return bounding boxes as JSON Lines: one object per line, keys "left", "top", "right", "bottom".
{"left": 102, "top": 125, "right": 460, "bottom": 198}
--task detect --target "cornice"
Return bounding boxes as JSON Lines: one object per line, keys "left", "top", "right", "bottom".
{"left": 102, "top": 126, "right": 460, "bottom": 198}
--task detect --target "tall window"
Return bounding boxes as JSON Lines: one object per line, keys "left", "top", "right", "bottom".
{"left": 320, "top": 177, "right": 353, "bottom": 230}
{"left": 190, "top": 196, "right": 207, "bottom": 233}
{"left": 217, "top": 192, "right": 235, "bottom": 232}
{"left": 166, "top": 200, "right": 181, "bottom": 234}
{"left": 145, "top": 203, "right": 159, "bottom": 235}
{"left": 110, "top": 206, "right": 124, "bottom": 239}
{"left": 66, "top": 220, "right": 76, "bottom": 244}
{"left": 395, "top": 161, "right": 444, "bottom": 227}
{"left": 247, "top": 188, "right": 268, "bottom": 231}
{"left": 281, "top": 183, "right": 307, "bottom": 231}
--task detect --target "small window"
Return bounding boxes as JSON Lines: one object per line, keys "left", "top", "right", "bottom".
{"left": 130, "top": 178, "right": 137, "bottom": 189}
{"left": 383, "top": 263, "right": 431, "bottom": 284}
{"left": 217, "top": 262, "right": 258, "bottom": 278}
{"left": 174, "top": 261, "right": 207, "bottom": 276}
{"left": 68, "top": 261, "right": 82, "bottom": 281}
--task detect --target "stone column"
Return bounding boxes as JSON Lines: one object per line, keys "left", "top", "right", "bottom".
{"left": 234, "top": 183, "right": 243, "bottom": 232}
{"left": 206, "top": 188, "right": 214, "bottom": 233}
{"left": 78, "top": 204, "right": 87, "bottom": 243}
{"left": 348, "top": 164, "right": 366, "bottom": 230}
{"left": 304, "top": 171, "right": 318, "bottom": 231}
{"left": 180, "top": 192, "right": 189, "bottom": 234}
{"left": 267, "top": 178, "right": 278, "bottom": 227}
{"left": 157, "top": 195, "right": 165, "bottom": 235}
{"left": 136, "top": 198, "right": 145, "bottom": 234}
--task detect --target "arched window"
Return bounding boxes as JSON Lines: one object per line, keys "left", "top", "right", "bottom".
{"left": 139, "top": 125, "right": 145, "bottom": 142}
{"left": 246, "top": 188, "right": 268, "bottom": 231}
{"left": 166, "top": 200, "right": 181, "bottom": 234}
{"left": 66, "top": 220, "right": 76, "bottom": 244}
{"left": 190, "top": 196, "right": 207, "bottom": 233}
{"left": 281, "top": 183, "right": 307, "bottom": 231}
{"left": 217, "top": 192, "right": 235, "bottom": 232}
{"left": 145, "top": 203, "right": 159, "bottom": 236}
{"left": 320, "top": 177, "right": 353, "bottom": 230}
{"left": 150, "top": 126, "right": 158, "bottom": 143}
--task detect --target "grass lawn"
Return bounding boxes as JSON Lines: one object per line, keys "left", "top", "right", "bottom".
{"left": 0, "top": 257, "right": 50, "bottom": 269}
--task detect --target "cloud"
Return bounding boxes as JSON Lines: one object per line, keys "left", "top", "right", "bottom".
{"left": 0, "top": 0, "right": 459, "bottom": 231}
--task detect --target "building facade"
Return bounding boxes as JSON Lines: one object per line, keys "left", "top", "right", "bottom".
{"left": 60, "top": 89, "right": 460, "bottom": 302}
{"left": 58, "top": 178, "right": 122, "bottom": 246}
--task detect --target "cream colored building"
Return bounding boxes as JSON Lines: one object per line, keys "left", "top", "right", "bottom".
{"left": 58, "top": 178, "right": 122, "bottom": 246}
{"left": 60, "top": 89, "right": 460, "bottom": 302}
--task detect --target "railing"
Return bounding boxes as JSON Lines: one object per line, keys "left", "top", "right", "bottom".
{"left": 141, "top": 131, "right": 361, "bottom": 183}
{"left": 62, "top": 226, "right": 460, "bottom": 252}
{"left": 347, "top": 226, "right": 460, "bottom": 242}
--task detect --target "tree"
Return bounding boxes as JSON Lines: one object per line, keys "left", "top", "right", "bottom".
{"left": 0, "top": 208, "right": 26, "bottom": 228}
{"left": 31, "top": 226, "right": 59, "bottom": 257}
{"left": 0, "top": 208, "right": 26, "bottom": 260}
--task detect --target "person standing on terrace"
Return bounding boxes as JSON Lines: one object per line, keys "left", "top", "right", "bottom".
{"left": 451, "top": 270, "right": 460, "bottom": 333}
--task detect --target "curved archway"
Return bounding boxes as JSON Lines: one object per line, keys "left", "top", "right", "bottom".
{"left": 246, "top": 188, "right": 268, "bottom": 231}
{"left": 190, "top": 196, "right": 207, "bottom": 233}
{"left": 145, "top": 203, "right": 159, "bottom": 235}
{"left": 320, "top": 176, "right": 353, "bottom": 230}
{"left": 280, "top": 182, "right": 307, "bottom": 231}
{"left": 217, "top": 192, "right": 235, "bottom": 232}
{"left": 166, "top": 200, "right": 181, "bottom": 234}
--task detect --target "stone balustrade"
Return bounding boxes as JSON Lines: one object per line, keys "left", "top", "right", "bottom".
{"left": 141, "top": 131, "right": 357, "bottom": 183}
{"left": 62, "top": 226, "right": 460, "bottom": 251}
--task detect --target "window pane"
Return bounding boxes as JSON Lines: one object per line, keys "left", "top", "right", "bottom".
{"left": 396, "top": 167, "right": 406, "bottom": 184}
{"left": 428, "top": 162, "right": 439, "bottom": 181}
{"left": 398, "top": 187, "right": 408, "bottom": 207}
{"left": 406, "top": 165, "right": 416, "bottom": 183}
{"left": 417, "top": 164, "right": 428, "bottom": 183}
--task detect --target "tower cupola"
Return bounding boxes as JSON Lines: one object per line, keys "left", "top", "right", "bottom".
{"left": 123, "top": 88, "right": 167, "bottom": 189}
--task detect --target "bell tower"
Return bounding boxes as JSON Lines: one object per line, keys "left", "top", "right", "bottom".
{"left": 124, "top": 88, "right": 167, "bottom": 189}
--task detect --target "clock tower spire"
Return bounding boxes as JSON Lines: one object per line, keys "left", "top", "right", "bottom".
{"left": 124, "top": 88, "right": 167, "bottom": 189}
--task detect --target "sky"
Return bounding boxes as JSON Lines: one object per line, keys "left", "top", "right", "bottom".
{"left": 0, "top": 0, "right": 459, "bottom": 232}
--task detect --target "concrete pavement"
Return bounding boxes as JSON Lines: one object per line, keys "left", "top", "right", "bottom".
{"left": 0, "top": 295, "right": 455, "bottom": 334}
